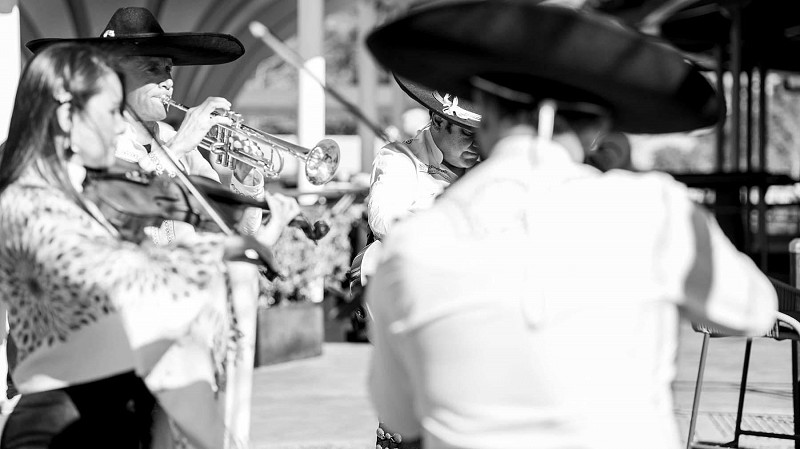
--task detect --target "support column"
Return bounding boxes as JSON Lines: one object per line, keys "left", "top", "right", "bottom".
{"left": 714, "top": 45, "right": 725, "bottom": 172}
{"left": 357, "top": 0, "right": 378, "bottom": 173}
{"left": 729, "top": 3, "right": 742, "bottom": 172}
{"left": 297, "top": 0, "right": 325, "bottom": 194}
{"left": 0, "top": 0, "right": 20, "bottom": 143}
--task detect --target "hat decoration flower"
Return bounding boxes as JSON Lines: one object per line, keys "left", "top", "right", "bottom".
{"left": 434, "top": 92, "right": 482, "bottom": 122}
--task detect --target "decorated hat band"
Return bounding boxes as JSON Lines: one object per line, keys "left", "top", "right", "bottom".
{"left": 394, "top": 74, "right": 482, "bottom": 129}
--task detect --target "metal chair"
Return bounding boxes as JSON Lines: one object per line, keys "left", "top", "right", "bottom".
{"left": 687, "top": 269, "right": 800, "bottom": 449}
{"left": 687, "top": 310, "right": 800, "bottom": 449}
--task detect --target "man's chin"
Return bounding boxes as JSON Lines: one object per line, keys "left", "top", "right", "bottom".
{"left": 146, "top": 108, "right": 167, "bottom": 122}
{"left": 462, "top": 154, "right": 480, "bottom": 167}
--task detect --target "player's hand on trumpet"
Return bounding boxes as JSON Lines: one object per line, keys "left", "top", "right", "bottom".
{"left": 232, "top": 138, "right": 265, "bottom": 185}
{"left": 167, "top": 96, "right": 232, "bottom": 158}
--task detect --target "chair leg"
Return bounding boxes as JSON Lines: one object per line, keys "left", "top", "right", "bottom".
{"left": 793, "top": 341, "right": 800, "bottom": 449}
{"left": 732, "top": 339, "right": 753, "bottom": 448}
{"left": 688, "top": 333, "right": 711, "bottom": 449}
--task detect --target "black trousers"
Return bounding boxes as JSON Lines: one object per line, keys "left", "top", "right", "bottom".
{"left": 0, "top": 371, "right": 156, "bottom": 449}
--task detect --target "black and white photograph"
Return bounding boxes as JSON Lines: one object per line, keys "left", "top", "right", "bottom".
{"left": 0, "top": 1, "right": 798, "bottom": 448}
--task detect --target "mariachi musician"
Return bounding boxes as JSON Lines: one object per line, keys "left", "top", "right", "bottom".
{"left": 346, "top": 75, "right": 482, "bottom": 449}
{"left": 350, "top": 75, "right": 482, "bottom": 293}
{"left": 364, "top": 1, "right": 778, "bottom": 448}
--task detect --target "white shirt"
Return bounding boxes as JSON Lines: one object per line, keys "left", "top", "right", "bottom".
{"left": 367, "top": 128, "right": 463, "bottom": 240}
{"left": 367, "top": 134, "right": 777, "bottom": 449}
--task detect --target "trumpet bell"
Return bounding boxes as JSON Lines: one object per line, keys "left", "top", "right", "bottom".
{"left": 307, "top": 139, "right": 340, "bottom": 185}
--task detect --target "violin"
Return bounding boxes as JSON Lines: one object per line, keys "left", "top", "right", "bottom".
{"left": 83, "top": 165, "right": 329, "bottom": 239}
{"left": 183, "top": 173, "right": 330, "bottom": 241}
{"left": 82, "top": 164, "right": 329, "bottom": 278}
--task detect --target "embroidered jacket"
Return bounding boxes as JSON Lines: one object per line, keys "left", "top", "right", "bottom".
{"left": 367, "top": 127, "right": 466, "bottom": 240}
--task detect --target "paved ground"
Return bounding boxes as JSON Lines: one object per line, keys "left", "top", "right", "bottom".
{"left": 251, "top": 342, "right": 377, "bottom": 449}
{"left": 251, "top": 322, "right": 800, "bottom": 449}
{"left": 674, "top": 324, "right": 796, "bottom": 449}
{"left": 0, "top": 321, "right": 794, "bottom": 448}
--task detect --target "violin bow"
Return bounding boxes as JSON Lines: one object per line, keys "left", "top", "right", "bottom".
{"left": 248, "top": 21, "right": 421, "bottom": 183}
{"left": 129, "top": 110, "right": 284, "bottom": 278}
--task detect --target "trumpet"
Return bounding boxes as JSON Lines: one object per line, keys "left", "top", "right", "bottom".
{"left": 160, "top": 96, "right": 340, "bottom": 185}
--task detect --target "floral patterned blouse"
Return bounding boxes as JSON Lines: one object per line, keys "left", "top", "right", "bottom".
{"left": 0, "top": 168, "right": 233, "bottom": 394}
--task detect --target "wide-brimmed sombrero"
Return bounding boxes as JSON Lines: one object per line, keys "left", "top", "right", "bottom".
{"left": 394, "top": 74, "right": 481, "bottom": 129}
{"left": 366, "top": 0, "right": 722, "bottom": 134}
{"left": 26, "top": 7, "right": 243, "bottom": 66}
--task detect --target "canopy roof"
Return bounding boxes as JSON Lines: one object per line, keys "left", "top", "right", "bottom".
{"left": 593, "top": 0, "right": 800, "bottom": 73}
{"left": 19, "top": 0, "right": 347, "bottom": 106}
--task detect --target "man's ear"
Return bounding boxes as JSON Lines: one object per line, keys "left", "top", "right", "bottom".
{"left": 430, "top": 113, "right": 443, "bottom": 131}
{"left": 55, "top": 103, "right": 73, "bottom": 134}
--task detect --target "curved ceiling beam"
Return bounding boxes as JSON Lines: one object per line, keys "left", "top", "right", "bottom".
{"left": 145, "top": 0, "right": 167, "bottom": 21}
{"left": 64, "top": 0, "right": 91, "bottom": 37}
{"left": 182, "top": 0, "right": 290, "bottom": 102}
{"left": 213, "top": 10, "right": 298, "bottom": 103}
{"left": 179, "top": 0, "right": 291, "bottom": 103}
{"left": 193, "top": 0, "right": 253, "bottom": 34}
{"left": 177, "top": 0, "right": 349, "bottom": 108}
{"left": 18, "top": 5, "right": 41, "bottom": 63}
{"left": 169, "top": 0, "right": 268, "bottom": 103}
{"left": 213, "top": 0, "right": 350, "bottom": 104}
{"left": 173, "top": 0, "right": 295, "bottom": 105}
{"left": 172, "top": 0, "right": 264, "bottom": 102}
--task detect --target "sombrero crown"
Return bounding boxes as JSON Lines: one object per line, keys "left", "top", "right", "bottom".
{"left": 26, "top": 7, "right": 243, "bottom": 66}
{"left": 366, "top": 0, "right": 723, "bottom": 134}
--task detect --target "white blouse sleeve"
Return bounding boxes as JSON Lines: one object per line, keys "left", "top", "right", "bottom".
{"left": 0, "top": 191, "right": 233, "bottom": 375}
{"left": 654, "top": 179, "right": 777, "bottom": 336}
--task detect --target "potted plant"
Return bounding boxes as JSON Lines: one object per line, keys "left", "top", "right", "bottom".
{"left": 255, "top": 199, "right": 362, "bottom": 366}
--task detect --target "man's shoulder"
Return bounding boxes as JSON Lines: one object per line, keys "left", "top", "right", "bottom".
{"left": 378, "top": 133, "right": 429, "bottom": 163}
{"left": 590, "top": 169, "right": 690, "bottom": 203}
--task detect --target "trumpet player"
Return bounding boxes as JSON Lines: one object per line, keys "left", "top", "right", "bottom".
{"left": 26, "top": 6, "right": 301, "bottom": 245}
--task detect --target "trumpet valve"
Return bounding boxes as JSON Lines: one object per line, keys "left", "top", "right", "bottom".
{"left": 222, "top": 111, "right": 243, "bottom": 129}
{"left": 215, "top": 152, "right": 231, "bottom": 167}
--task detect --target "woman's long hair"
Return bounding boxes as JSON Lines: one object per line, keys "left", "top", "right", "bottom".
{"left": 0, "top": 43, "right": 123, "bottom": 201}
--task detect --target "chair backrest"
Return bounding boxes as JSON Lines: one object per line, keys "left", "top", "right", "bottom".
{"left": 690, "top": 239, "right": 800, "bottom": 337}
{"left": 791, "top": 238, "right": 800, "bottom": 289}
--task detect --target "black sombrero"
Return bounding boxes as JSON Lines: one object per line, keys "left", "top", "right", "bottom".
{"left": 367, "top": 0, "right": 722, "bottom": 134}
{"left": 394, "top": 74, "right": 481, "bottom": 129}
{"left": 26, "top": 7, "right": 243, "bottom": 66}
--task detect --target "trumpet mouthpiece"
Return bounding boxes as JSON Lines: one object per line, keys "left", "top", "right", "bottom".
{"left": 249, "top": 21, "right": 268, "bottom": 39}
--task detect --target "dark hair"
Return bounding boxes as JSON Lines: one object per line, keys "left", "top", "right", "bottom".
{"left": 479, "top": 89, "right": 607, "bottom": 137}
{"left": 429, "top": 110, "right": 453, "bottom": 133}
{"left": 0, "top": 43, "right": 124, "bottom": 197}
{"left": 429, "top": 110, "right": 475, "bottom": 134}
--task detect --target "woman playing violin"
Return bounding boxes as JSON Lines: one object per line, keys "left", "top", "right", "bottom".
{"left": 0, "top": 43, "right": 289, "bottom": 448}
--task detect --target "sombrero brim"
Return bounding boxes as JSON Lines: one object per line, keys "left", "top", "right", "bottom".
{"left": 394, "top": 74, "right": 481, "bottom": 129}
{"left": 26, "top": 33, "right": 244, "bottom": 66}
{"left": 367, "top": 0, "right": 722, "bottom": 134}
